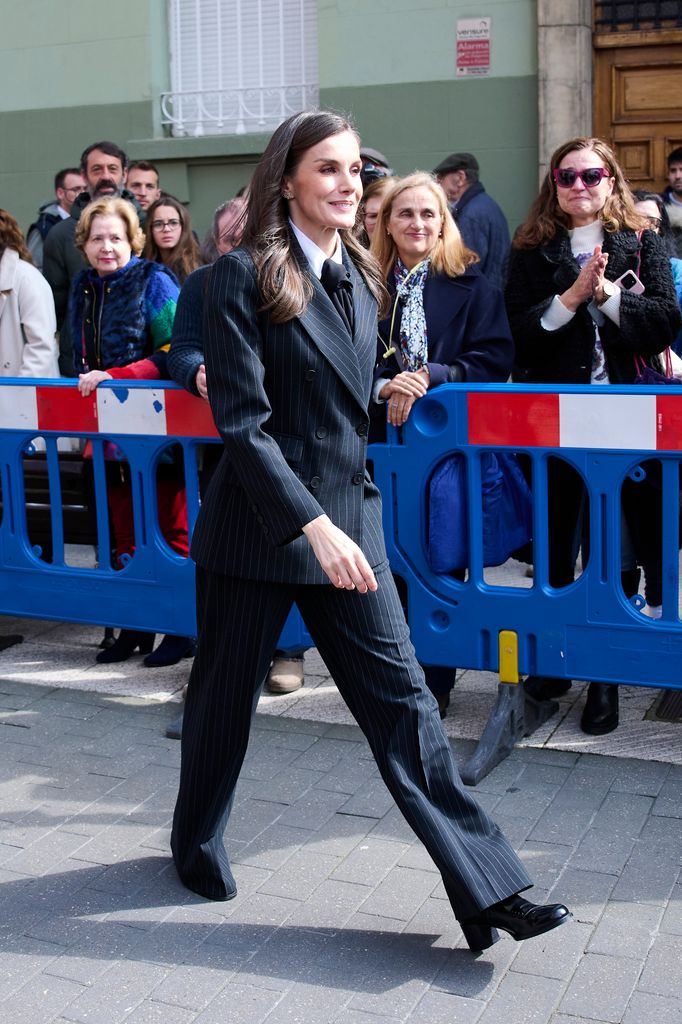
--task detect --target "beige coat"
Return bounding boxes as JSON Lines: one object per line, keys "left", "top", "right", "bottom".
{"left": 0, "top": 247, "right": 59, "bottom": 377}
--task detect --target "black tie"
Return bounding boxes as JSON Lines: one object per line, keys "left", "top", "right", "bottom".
{"left": 320, "top": 258, "right": 354, "bottom": 338}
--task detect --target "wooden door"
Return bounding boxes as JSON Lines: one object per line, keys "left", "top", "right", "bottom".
{"left": 594, "top": 34, "right": 682, "bottom": 192}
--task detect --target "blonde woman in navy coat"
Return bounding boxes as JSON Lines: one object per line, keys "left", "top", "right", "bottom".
{"left": 170, "top": 111, "right": 569, "bottom": 952}
{"left": 371, "top": 172, "right": 514, "bottom": 716}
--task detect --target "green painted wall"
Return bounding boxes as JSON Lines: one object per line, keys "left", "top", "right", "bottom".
{"left": 0, "top": 0, "right": 166, "bottom": 111}
{"left": 321, "top": 76, "right": 539, "bottom": 235}
{"left": 0, "top": 0, "right": 538, "bottom": 238}
{"left": 318, "top": 0, "right": 537, "bottom": 86}
{"left": 0, "top": 102, "right": 155, "bottom": 234}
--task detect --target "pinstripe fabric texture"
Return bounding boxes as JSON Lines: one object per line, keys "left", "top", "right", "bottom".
{"left": 172, "top": 239, "right": 532, "bottom": 917}
{"left": 190, "top": 245, "right": 386, "bottom": 583}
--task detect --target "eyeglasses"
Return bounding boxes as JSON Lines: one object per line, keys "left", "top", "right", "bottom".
{"left": 643, "top": 216, "right": 662, "bottom": 231}
{"left": 552, "top": 167, "right": 612, "bottom": 189}
{"left": 62, "top": 185, "right": 84, "bottom": 196}
{"left": 151, "top": 218, "right": 181, "bottom": 230}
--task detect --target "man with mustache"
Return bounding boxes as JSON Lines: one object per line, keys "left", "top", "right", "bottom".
{"left": 44, "top": 141, "right": 141, "bottom": 375}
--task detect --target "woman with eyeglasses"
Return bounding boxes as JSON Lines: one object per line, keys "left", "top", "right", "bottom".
{"left": 506, "top": 137, "right": 681, "bottom": 735}
{"left": 631, "top": 190, "right": 682, "bottom": 357}
{"left": 143, "top": 195, "right": 204, "bottom": 284}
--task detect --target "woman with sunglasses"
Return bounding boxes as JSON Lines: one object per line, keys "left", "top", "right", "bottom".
{"left": 506, "top": 137, "right": 680, "bottom": 735}
{"left": 143, "top": 195, "right": 204, "bottom": 284}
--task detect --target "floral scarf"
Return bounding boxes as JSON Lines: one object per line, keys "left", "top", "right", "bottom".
{"left": 393, "top": 258, "right": 430, "bottom": 371}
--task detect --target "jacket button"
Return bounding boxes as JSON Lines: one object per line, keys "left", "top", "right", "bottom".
{"left": 256, "top": 514, "right": 264, "bottom": 524}
{"left": 304, "top": 369, "right": 316, "bottom": 381}
{"left": 309, "top": 476, "right": 321, "bottom": 490}
{"left": 352, "top": 472, "right": 364, "bottom": 485}
{"left": 356, "top": 423, "right": 368, "bottom": 437}
{"left": 315, "top": 426, "right": 328, "bottom": 439}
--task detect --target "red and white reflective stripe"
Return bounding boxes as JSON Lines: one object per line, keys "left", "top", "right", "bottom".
{"left": 468, "top": 392, "right": 682, "bottom": 451}
{"left": 0, "top": 385, "right": 219, "bottom": 439}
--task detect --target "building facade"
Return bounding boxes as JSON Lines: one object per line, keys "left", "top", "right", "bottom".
{"left": 0, "top": 0, "right": 537, "bottom": 237}
{"left": 1, "top": 1, "right": 680, "bottom": 240}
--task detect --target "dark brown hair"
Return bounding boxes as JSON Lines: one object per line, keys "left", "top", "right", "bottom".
{"left": 143, "top": 195, "right": 204, "bottom": 283}
{"left": 513, "top": 137, "right": 648, "bottom": 249}
{"left": 0, "top": 208, "right": 33, "bottom": 263}
{"left": 241, "top": 110, "right": 388, "bottom": 322}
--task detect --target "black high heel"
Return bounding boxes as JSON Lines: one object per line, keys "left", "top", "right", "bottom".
{"left": 96, "top": 629, "right": 155, "bottom": 664}
{"left": 460, "top": 920, "right": 500, "bottom": 951}
{"left": 462, "top": 895, "right": 571, "bottom": 951}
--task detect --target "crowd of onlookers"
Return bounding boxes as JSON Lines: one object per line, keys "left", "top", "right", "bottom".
{"left": 2, "top": 131, "right": 682, "bottom": 733}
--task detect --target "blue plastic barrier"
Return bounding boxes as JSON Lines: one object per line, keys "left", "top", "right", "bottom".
{"left": 2, "top": 378, "right": 680, "bottom": 780}
{"left": 370, "top": 382, "right": 682, "bottom": 689}
{"left": 0, "top": 378, "right": 311, "bottom": 652}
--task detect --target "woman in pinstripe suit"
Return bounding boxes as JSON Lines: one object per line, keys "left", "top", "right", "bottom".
{"left": 170, "top": 111, "right": 570, "bottom": 952}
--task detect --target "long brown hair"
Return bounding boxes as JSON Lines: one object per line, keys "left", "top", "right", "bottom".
{"left": 143, "top": 195, "right": 204, "bottom": 283}
{"left": 241, "top": 110, "right": 388, "bottom": 322}
{"left": 370, "top": 172, "right": 478, "bottom": 280}
{"left": 514, "top": 137, "right": 648, "bottom": 249}
{"left": 0, "top": 208, "right": 33, "bottom": 263}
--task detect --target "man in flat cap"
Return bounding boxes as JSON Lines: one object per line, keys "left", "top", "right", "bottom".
{"left": 433, "top": 152, "right": 510, "bottom": 291}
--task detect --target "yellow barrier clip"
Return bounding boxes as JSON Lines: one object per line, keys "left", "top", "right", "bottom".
{"left": 498, "top": 630, "right": 520, "bottom": 684}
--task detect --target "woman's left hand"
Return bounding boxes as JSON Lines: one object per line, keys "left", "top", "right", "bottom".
{"left": 382, "top": 368, "right": 428, "bottom": 426}
{"left": 78, "top": 370, "right": 113, "bottom": 396}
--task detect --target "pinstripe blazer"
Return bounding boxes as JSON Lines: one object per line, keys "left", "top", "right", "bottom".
{"left": 190, "top": 241, "right": 388, "bottom": 583}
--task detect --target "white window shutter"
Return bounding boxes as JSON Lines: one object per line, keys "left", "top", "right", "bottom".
{"left": 164, "top": 0, "right": 319, "bottom": 137}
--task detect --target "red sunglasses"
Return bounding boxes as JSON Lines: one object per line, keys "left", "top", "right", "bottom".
{"left": 552, "top": 167, "right": 612, "bottom": 189}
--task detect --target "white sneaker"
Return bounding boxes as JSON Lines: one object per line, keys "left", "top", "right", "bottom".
{"left": 265, "top": 658, "right": 304, "bottom": 694}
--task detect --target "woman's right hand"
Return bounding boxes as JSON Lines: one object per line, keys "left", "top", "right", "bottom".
{"left": 302, "top": 514, "right": 378, "bottom": 593}
{"left": 78, "top": 370, "right": 112, "bottom": 396}
{"left": 560, "top": 245, "right": 608, "bottom": 311}
{"left": 195, "top": 363, "right": 208, "bottom": 400}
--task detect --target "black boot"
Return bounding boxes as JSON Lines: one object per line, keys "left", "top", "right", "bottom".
{"left": 96, "top": 629, "right": 155, "bottom": 664}
{"left": 99, "top": 627, "right": 116, "bottom": 650}
{"left": 524, "top": 676, "right": 572, "bottom": 701}
{"left": 580, "top": 682, "right": 618, "bottom": 735}
{"left": 143, "top": 635, "right": 196, "bottom": 668}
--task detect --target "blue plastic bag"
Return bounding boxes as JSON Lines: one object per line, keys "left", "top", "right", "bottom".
{"left": 427, "top": 451, "right": 532, "bottom": 572}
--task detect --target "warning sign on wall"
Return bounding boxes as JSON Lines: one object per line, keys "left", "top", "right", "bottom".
{"left": 456, "top": 18, "right": 491, "bottom": 77}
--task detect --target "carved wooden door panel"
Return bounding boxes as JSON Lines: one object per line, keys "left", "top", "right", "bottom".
{"left": 594, "top": 37, "right": 682, "bottom": 192}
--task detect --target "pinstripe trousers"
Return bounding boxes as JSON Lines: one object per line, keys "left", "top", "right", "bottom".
{"left": 171, "top": 564, "right": 532, "bottom": 919}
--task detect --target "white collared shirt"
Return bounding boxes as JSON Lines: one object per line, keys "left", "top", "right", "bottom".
{"left": 289, "top": 219, "right": 342, "bottom": 280}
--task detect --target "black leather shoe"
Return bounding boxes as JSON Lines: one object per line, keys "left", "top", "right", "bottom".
{"left": 96, "top": 629, "right": 155, "bottom": 664}
{"left": 524, "top": 676, "right": 572, "bottom": 701}
{"left": 462, "top": 895, "right": 571, "bottom": 951}
{"left": 143, "top": 635, "right": 196, "bottom": 668}
{"left": 580, "top": 682, "right": 618, "bottom": 735}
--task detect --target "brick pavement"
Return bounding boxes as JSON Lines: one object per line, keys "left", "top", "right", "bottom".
{"left": 0, "top": 675, "right": 680, "bottom": 1024}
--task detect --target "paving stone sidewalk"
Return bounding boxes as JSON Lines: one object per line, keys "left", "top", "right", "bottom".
{"left": 0, "top": 677, "right": 680, "bottom": 1024}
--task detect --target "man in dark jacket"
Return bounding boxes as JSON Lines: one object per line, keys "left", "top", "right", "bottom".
{"left": 26, "top": 168, "right": 86, "bottom": 272}
{"left": 433, "top": 152, "right": 510, "bottom": 292}
{"left": 43, "top": 140, "right": 141, "bottom": 375}
{"left": 661, "top": 146, "right": 682, "bottom": 258}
